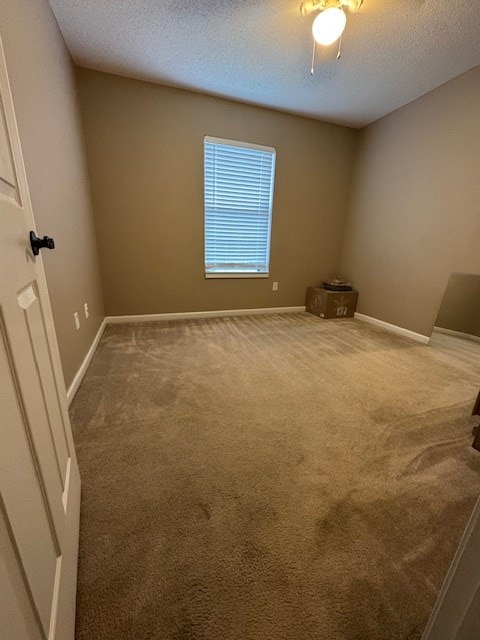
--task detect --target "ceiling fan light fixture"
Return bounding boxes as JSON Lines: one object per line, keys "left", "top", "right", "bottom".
{"left": 312, "top": 6, "right": 347, "bottom": 46}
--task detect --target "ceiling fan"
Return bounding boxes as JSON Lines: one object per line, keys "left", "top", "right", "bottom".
{"left": 300, "top": 0, "right": 364, "bottom": 71}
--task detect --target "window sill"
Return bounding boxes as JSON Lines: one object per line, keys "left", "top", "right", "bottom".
{"left": 205, "top": 273, "right": 269, "bottom": 279}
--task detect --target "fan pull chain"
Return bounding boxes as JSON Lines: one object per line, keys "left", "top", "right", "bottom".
{"left": 310, "top": 38, "right": 316, "bottom": 75}
{"left": 336, "top": 34, "right": 342, "bottom": 60}
{"left": 311, "top": 33, "right": 342, "bottom": 74}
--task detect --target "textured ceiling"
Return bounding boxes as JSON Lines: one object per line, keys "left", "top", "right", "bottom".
{"left": 49, "top": 0, "right": 480, "bottom": 127}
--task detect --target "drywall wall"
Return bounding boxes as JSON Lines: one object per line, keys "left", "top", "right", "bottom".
{"left": 76, "top": 68, "right": 357, "bottom": 316}
{"left": 436, "top": 273, "right": 480, "bottom": 338}
{"left": 1, "top": 0, "right": 104, "bottom": 387}
{"left": 455, "top": 585, "right": 480, "bottom": 639}
{"left": 340, "top": 65, "right": 480, "bottom": 338}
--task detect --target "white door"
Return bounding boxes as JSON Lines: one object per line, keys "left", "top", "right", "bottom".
{"left": 422, "top": 496, "right": 480, "bottom": 640}
{"left": 0, "top": 33, "right": 80, "bottom": 640}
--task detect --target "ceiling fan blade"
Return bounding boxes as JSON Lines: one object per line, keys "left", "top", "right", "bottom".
{"left": 358, "top": 0, "right": 426, "bottom": 13}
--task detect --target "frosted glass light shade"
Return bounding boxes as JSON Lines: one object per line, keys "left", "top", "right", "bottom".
{"left": 312, "top": 7, "right": 347, "bottom": 46}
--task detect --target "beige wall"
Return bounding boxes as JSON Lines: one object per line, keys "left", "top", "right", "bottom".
{"left": 76, "top": 68, "right": 357, "bottom": 316}
{"left": 436, "top": 273, "right": 480, "bottom": 338}
{"left": 1, "top": 0, "right": 104, "bottom": 387}
{"left": 340, "top": 65, "right": 480, "bottom": 338}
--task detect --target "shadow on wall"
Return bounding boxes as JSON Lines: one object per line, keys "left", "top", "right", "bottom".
{"left": 433, "top": 273, "right": 480, "bottom": 341}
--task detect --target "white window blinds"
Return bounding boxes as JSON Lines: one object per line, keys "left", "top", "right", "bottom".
{"left": 204, "top": 136, "right": 276, "bottom": 277}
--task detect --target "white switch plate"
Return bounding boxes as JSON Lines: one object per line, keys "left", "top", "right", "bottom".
{"left": 84, "top": 302, "right": 89, "bottom": 318}
{"left": 272, "top": 282, "right": 279, "bottom": 291}
{"left": 74, "top": 312, "right": 80, "bottom": 330}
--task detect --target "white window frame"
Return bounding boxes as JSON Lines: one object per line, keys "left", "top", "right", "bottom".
{"left": 204, "top": 135, "right": 276, "bottom": 279}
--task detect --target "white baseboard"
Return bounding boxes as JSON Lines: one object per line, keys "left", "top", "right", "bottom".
{"left": 105, "top": 306, "right": 306, "bottom": 324}
{"left": 433, "top": 326, "right": 480, "bottom": 344}
{"left": 67, "top": 318, "right": 106, "bottom": 405}
{"left": 354, "top": 312, "right": 430, "bottom": 344}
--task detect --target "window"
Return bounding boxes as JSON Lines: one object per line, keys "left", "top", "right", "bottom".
{"left": 204, "top": 136, "right": 276, "bottom": 278}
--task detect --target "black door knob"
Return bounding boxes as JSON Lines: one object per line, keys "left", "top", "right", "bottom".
{"left": 30, "top": 230, "right": 55, "bottom": 256}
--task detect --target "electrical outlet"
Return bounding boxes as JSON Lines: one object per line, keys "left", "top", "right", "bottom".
{"left": 272, "top": 282, "right": 279, "bottom": 291}
{"left": 74, "top": 312, "right": 80, "bottom": 330}
{"left": 84, "top": 302, "right": 89, "bottom": 319}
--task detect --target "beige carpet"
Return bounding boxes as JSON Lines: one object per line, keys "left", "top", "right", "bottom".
{"left": 70, "top": 313, "right": 480, "bottom": 640}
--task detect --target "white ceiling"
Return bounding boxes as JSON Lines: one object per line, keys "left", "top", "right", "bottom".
{"left": 49, "top": 0, "right": 480, "bottom": 128}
